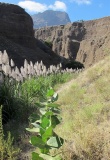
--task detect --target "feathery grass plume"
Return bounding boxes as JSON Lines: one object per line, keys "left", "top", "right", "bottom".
{"left": 40, "top": 60, "right": 43, "bottom": 66}
{"left": 36, "top": 70, "right": 40, "bottom": 76}
{"left": 49, "top": 65, "right": 53, "bottom": 73}
{"left": 24, "top": 66, "right": 28, "bottom": 75}
{"left": 15, "top": 74, "right": 22, "bottom": 82}
{"left": 36, "top": 61, "right": 39, "bottom": 66}
{"left": 5, "top": 65, "right": 11, "bottom": 76}
{"left": 19, "top": 74, "right": 23, "bottom": 82}
{"left": 2, "top": 50, "right": 9, "bottom": 65}
{"left": 10, "top": 69, "right": 17, "bottom": 79}
{"left": 59, "top": 63, "right": 62, "bottom": 68}
{"left": 20, "top": 66, "right": 24, "bottom": 75}
{"left": 30, "top": 61, "right": 34, "bottom": 68}
{"left": 56, "top": 64, "right": 60, "bottom": 70}
{"left": 20, "top": 67, "right": 27, "bottom": 79}
{"left": 38, "top": 63, "right": 41, "bottom": 70}
{"left": 2, "top": 64, "right": 6, "bottom": 74}
{"left": 27, "top": 64, "right": 31, "bottom": 75}
{"left": 15, "top": 66, "right": 20, "bottom": 75}
{"left": 10, "top": 59, "right": 15, "bottom": 67}
{"left": 24, "top": 59, "right": 28, "bottom": 68}
{"left": 34, "top": 63, "right": 39, "bottom": 74}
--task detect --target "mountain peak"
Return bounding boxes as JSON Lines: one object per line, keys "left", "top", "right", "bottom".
{"left": 32, "top": 10, "right": 71, "bottom": 28}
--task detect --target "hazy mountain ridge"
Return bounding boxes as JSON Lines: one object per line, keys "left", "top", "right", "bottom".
{"left": 32, "top": 10, "right": 71, "bottom": 28}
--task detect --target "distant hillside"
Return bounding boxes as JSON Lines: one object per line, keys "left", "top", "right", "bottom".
{"left": 31, "top": 10, "right": 71, "bottom": 28}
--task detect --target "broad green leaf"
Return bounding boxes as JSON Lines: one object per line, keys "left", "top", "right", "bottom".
{"left": 47, "top": 136, "right": 64, "bottom": 148}
{"left": 40, "top": 153, "right": 60, "bottom": 160}
{"left": 51, "top": 115, "right": 60, "bottom": 128}
{"left": 40, "top": 147, "right": 50, "bottom": 154}
{"left": 56, "top": 135, "right": 64, "bottom": 148}
{"left": 40, "top": 127, "right": 45, "bottom": 136}
{"left": 32, "top": 152, "right": 44, "bottom": 160}
{"left": 51, "top": 107, "right": 61, "bottom": 114}
{"left": 26, "top": 127, "right": 39, "bottom": 133}
{"left": 31, "top": 122, "right": 40, "bottom": 128}
{"left": 46, "top": 88, "right": 54, "bottom": 97}
{"left": 40, "top": 108, "right": 46, "bottom": 115}
{"left": 47, "top": 103, "right": 60, "bottom": 108}
{"left": 45, "top": 111, "right": 53, "bottom": 117}
{"left": 42, "top": 126, "right": 53, "bottom": 142}
{"left": 41, "top": 116, "right": 50, "bottom": 129}
{"left": 35, "top": 102, "right": 45, "bottom": 108}
{"left": 29, "top": 113, "right": 40, "bottom": 123}
{"left": 51, "top": 93, "right": 58, "bottom": 102}
{"left": 31, "top": 136, "right": 46, "bottom": 149}
{"left": 47, "top": 136, "right": 58, "bottom": 148}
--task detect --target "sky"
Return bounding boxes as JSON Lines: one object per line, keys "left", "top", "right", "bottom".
{"left": 0, "top": 0, "right": 110, "bottom": 22}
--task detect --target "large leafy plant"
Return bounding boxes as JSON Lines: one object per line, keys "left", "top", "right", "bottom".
{"left": 26, "top": 88, "right": 64, "bottom": 160}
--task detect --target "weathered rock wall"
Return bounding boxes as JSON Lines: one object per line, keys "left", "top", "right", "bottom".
{"left": 0, "top": 3, "right": 61, "bottom": 67}
{"left": 35, "top": 16, "right": 110, "bottom": 67}
{"left": 0, "top": 3, "right": 35, "bottom": 49}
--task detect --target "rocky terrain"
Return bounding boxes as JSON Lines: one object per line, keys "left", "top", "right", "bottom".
{"left": 32, "top": 10, "right": 71, "bottom": 29}
{"left": 35, "top": 16, "right": 110, "bottom": 68}
{"left": 0, "top": 3, "right": 61, "bottom": 67}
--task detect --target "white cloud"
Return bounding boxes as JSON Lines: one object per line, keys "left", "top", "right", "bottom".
{"left": 18, "top": 1, "right": 48, "bottom": 13}
{"left": 18, "top": 1, "right": 67, "bottom": 13}
{"left": 49, "top": 1, "right": 67, "bottom": 11}
{"left": 71, "top": 0, "right": 91, "bottom": 5}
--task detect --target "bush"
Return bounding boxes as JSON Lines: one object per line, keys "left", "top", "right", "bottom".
{"left": 64, "top": 60, "right": 84, "bottom": 69}
{"left": 44, "top": 40, "right": 53, "bottom": 49}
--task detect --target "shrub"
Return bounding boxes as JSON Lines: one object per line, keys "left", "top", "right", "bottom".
{"left": 64, "top": 60, "right": 84, "bottom": 69}
{"left": 44, "top": 40, "right": 53, "bottom": 49}
{"left": 26, "top": 88, "right": 64, "bottom": 160}
{"left": 0, "top": 106, "right": 20, "bottom": 160}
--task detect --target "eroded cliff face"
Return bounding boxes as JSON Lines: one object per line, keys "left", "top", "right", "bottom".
{"left": 0, "top": 3, "right": 35, "bottom": 49}
{"left": 0, "top": 3, "right": 61, "bottom": 67}
{"left": 35, "top": 16, "right": 110, "bottom": 67}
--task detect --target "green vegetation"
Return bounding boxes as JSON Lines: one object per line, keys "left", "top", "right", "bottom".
{"left": 1, "top": 49, "right": 110, "bottom": 159}
{"left": 0, "top": 70, "right": 77, "bottom": 159}
{"left": 55, "top": 55, "right": 110, "bottom": 160}
{"left": 27, "top": 88, "right": 63, "bottom": 160}
{"left": 64, "top": 60, "right": 84, "bottom": 69}
{"left": 44, "top": 40, "right": 53, "bottom": 49}
{"left": 0, "top": 106, "right": 20, "bottom": 160}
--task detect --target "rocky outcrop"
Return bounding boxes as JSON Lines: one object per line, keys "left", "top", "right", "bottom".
{"left": 32, "top": 10, "right": 71, "bottom": 29}
{"left": 0, "top": 3, "right": 61, "bottom": 67}
{"left": 0, "top": 3, "right": 35, "bottom": 49}
{"left": 35, "top": 16, "right": 110, "bottom": 67}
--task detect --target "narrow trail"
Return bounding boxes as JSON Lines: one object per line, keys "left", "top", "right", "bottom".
{"left": 57, "top": 77, "right": 77, "bottom": 94}
{"left": 57, "top": 70, "right": 85, "bottom": 94}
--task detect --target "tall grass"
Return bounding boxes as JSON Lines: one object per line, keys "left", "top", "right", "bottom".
{"left": 55, "top": 55, "right": 110, "bottom": 160}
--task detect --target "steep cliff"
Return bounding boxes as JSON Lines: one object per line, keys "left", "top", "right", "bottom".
{"left": 0, "top": 3, "right": 61, "bottom": 67}
{"left": 0, "top": 2, "right": 35, "bottom": 49}
{"left": 35, "top": 16, "right": 110, "bottom": 67}
{"left": 32, "top": 10, "right": 71, "bottom": 29}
